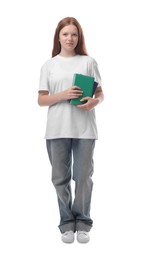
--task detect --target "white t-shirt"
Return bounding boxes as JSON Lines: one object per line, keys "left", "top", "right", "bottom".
{"left": 39, "top": 54, "right": 102, "bottom": 139}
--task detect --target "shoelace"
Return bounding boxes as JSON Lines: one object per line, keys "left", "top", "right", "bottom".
{"left": 78, "top": 231, "right": 88, "bottom": 236}
{"left": 64, "top": 231, "right": 73, "bottom": 236}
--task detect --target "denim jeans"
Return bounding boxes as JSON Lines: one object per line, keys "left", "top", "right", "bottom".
{"left": 46, "top": 138, "right": 95, "bottom": 233}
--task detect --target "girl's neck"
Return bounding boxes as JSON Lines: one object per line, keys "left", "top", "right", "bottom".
{"left": 59, "top": 50, "right": 76, "bottom": 57}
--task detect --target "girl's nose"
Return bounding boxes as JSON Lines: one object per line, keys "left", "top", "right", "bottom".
{"left": 68, "top": 35, "right": 72, "bottom": 40}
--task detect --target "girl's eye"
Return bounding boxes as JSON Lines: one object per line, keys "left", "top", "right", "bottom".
{"left": 62, "top": 33, "right": 78, "bottom": 37}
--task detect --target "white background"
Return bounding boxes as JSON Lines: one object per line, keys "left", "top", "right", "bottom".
{"left": 0, "top": 0, "right": 143, "bottom": 259}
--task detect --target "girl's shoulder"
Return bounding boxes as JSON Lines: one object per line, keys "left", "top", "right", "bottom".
{"left": 40, "top": 56, "right": 57, "bottom": 71}
{"left": 80, "top": 55, "right": 98, "bottom": 65}
{"left": 42, "top": 56, "right": 56, "bottom": 66}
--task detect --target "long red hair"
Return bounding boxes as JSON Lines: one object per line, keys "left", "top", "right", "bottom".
{"left": 52, "top": 17, "right": 88, "bottom": 57}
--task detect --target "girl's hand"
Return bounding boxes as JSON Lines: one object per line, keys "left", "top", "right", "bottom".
{"left": 77, "top": 97, "right": 100, "bottom": 111}
{"left": 62, "top": 86, "right": 83, "bottom": 100}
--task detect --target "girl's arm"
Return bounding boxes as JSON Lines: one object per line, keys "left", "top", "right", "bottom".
{"left": 38, "top": 86, "right": 83, "bottom": 106}
{"left": 77, "top": 86, "right": 104, "bottom": 111}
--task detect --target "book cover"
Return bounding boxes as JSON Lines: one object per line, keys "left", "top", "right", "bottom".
{"left": 70, "top": 74, "right": 98, "bottom": 105}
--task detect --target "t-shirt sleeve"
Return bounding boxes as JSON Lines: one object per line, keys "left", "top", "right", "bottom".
{"left": 91, "top": 59, "right": 102, "bottom": 87}
{"left": 39, "top": 63, "right": 49, "bottom": 91}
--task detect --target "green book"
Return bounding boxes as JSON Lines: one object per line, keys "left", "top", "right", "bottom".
{"left": 70, "top": 73, "right": 98, "bottom": 105}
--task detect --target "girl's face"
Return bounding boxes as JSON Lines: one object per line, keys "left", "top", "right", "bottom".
{"left": 59, "top": 24, "right": 79, "bottom": 56}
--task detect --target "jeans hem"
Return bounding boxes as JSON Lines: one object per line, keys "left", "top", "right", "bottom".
{"left": 59, "top": 220, "right": 93, "bottom": 233}
{"left": 59, "top": 222, "right": 76, "bottom": 234}
{"left": 76, "top": 220, "right": 93, "bottom": 232}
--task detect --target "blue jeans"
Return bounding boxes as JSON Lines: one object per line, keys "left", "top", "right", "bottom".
{"left": 46, "top": 138, "right": 95, "bottom": 233}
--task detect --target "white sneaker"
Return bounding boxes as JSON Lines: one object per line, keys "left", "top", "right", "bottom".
{"left": 77, "top": 231, "right": 90, "bottom": 243}
{"left": 61, "top": 231, "right": 74, "bottom": 243}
